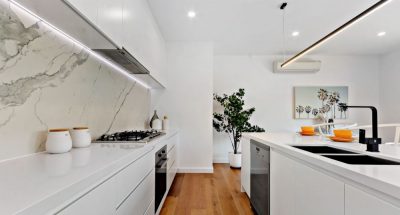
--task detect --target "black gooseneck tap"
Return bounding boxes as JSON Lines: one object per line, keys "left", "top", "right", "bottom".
{"left": 339, "top": 105, "right": 381, "bottom": 152}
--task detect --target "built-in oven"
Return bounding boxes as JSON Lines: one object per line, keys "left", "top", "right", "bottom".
{"left": 155, "top": 145, "right": 167, "bottom": 213}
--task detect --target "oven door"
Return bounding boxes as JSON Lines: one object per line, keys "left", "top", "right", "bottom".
{"left": 155, "top": 157, "right": 167, "bottom": 212}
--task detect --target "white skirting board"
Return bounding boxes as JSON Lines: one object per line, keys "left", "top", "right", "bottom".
{"left": 177, "top": 167, "right": 214, "bottom": 173}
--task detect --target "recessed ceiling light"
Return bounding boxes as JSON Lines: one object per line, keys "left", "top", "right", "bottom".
{"left": 291, "top": 31, "right": 300, "bottom": 37}
{"left": 377, "top": 31, "right": 386, "bottom": 37}
{"left": 187, "top": 10, "right": 196, "bottom": 18}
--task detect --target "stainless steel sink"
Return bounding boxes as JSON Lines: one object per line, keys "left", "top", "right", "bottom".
{"left": 322, "top": 155, "right": 400, "bottom": 165}
{"left": 292, "top": 146, "right": 358, "bottom": 154}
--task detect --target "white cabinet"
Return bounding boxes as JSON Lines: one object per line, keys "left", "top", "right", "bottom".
{"left": 59, "top": 178, "right": 116, "bottom": 215}
{"left": 270, "top": 150, "right": 344, "bottom": 215}
{"left": 345, "top": 185, "right": 400, "bottom": 215}
{"left": 167, "top": 134, "right": 178, "bottom": 190}
{"left": 66, "top": 0, "right": 123, "bottom": 47}
{"left": 144, "top": 200, "right": 155, "bottom": 215}
{"left": 65, "top": 0, "right": 98, "bottom": 24}
{"left": 58, "top": 150, "right": 154, "bottom": 215}
{"left": 122, "top": 0, "right": 167, "bottom": 86}
{"left": 66, "top": 0, "right": 167, "bottom": 85}
{"left": 97, "top": 0, "right": 123, "bottom": 47}
{"left": 241, "top": 137, "right": 251, "bottom": 197}
{"left": 114, "top": 151, "right": 154, "bottom": 207}
{"left": 116, "top": 169, "right": 155, "bottom": 215}
{"left": 167, "top": 146, "right": 177, "bottom": 190}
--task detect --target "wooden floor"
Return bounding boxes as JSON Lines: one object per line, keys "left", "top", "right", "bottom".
{"left": 160, "top": 164, "right": 254, "bottom": 215}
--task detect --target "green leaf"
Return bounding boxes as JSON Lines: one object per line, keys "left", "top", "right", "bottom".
{"left": 213, "top": 89, "right": 266, "bottom": 153}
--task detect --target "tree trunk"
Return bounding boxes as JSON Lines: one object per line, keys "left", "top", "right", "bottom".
{"left": 333, "top": 105, "right": 336, "bottom": 119}
{"left": 234, "top": 140, "right": 238, "bottom": 154}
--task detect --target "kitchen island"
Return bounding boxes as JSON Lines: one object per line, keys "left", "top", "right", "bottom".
{"left": 242, "top": 132, "right": 400, "bottom": 215}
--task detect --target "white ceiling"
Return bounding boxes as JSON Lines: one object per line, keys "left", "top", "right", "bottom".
{"left": 148, "top": 0, "right": 400, "bottom": 55}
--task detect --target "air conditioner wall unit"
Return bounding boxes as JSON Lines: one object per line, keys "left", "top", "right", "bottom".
{"left": 273, "top": 60, "right": 321, "bottom": 73}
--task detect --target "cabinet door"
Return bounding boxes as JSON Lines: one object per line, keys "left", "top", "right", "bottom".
{"left": 345, "top": 185, "right": 400, "bottom": 215}
{"left": 167, "top": 146, "right": 177, "bottom": 190}
{"left": 122, "top": 0, "right": 167, "bottom": 85}
{"left": 114, "top": 151, "right": 154, "bottom": 207}
{"left": 116, "top": 170, "right": 155, "bottom": 215}
{"left": 241, "top": 137, "right": 251, "bottom": 196}
{"left": 65, "top": 0, "right": 98, "bottom": 24}
{"left": 59, "top": 178, "right": 116, "bottom": 215}
{"left": 270, "top": 150, "right": 344, "bottom": 215}
{"left": 97, "top": 0, "right": 123, "bottom": 47}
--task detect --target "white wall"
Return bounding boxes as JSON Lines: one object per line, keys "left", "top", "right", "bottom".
{"left": 213, "top": 55, "right": 381, "bottom": 162}
{"left": 379, "top": 50, "right": 400, "bottom": 141}
{"left": 152, "top": 42, "right": 214, "bottom": 173}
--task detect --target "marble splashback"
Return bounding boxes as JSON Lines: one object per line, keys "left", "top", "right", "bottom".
{"left": 0, "top": 1, "right": 150, "bottom": 160}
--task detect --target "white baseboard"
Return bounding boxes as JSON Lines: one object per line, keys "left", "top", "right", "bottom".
{"left": 177, "top": 167, "right": 214, "bottom": 173}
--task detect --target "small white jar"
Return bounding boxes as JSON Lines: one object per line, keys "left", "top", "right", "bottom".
{"left": 152, "top": 119, "right": 162, "bottom": 130}
{"left": 162, "top": 116, "right": 169, "bottom": 130}
{"left": 70, "top": 127, "right": 92, "bottom": 148}
{"left": 46, "top": 129, "right": 72, "bottom": 154}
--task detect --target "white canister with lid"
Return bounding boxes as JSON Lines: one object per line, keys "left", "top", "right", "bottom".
{"left": 46, "top": 128, "right": 72, "bottom": 154}
{"left": 70, "top": 127, "right": 92, "bottom": 148}
{"left": 162, "top": 116, "right": 169, "bottom": 130}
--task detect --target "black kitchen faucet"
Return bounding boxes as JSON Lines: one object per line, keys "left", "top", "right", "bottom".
{"left": 339, "top": 105, "right": 381, "bottom": 152}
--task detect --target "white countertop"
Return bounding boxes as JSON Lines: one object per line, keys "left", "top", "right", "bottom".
{"left": 243, "top": 132, "right": 400, "bottom": 200}
{"left": 0, "top": 130, "right": 178, "bottom": 215}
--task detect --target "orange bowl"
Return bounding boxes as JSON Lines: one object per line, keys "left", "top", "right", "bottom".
{"left": 329, "top": 136, "right": 354, "bottom": 142}
{"left": 333, "top": 129, "right": 352, "bottom": 139}
{"left": 300, "top": 131, "right": 316, "bottom": 136}
{"left": 301, "top": 126, "right": 314, "bottom": 133}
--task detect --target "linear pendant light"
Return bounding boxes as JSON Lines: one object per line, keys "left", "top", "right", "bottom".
{"left": 281, "top": 0, "right": 392, "bottom": 68}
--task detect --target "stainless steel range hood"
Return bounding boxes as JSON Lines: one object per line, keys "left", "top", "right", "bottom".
{"left": 93, "top": 48, "right": 149, "bottom": 75}
{"left": 13, "top": 0, "right": 164, "bottom": 89}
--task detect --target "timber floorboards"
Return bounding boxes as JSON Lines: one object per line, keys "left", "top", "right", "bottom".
{"left": 160, "top": 163, "right": 254, "bottom": 215}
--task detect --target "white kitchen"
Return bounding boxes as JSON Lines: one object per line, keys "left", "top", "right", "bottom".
{"left": 1, "top": 0, "right": 400, "bottom": 215}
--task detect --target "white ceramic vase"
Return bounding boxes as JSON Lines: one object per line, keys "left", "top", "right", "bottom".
{"left": 152, "top": 119, "right": 162, "bottom": 130}
{"left": 229, "top": 152, "right": 242, "bottom": 168}
{"left": 70, "top": 127, "right": 92, "bottom": 148}
{"left": 46, "top": 129, "right": 72, "bottom": 154}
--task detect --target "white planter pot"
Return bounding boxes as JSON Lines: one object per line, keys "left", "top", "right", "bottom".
{"left": 229, "top": 152, "right": 242, "bottom": 168}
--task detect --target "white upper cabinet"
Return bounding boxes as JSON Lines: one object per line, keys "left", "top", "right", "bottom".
{"left": 65, "top": 0, "right": 98, "bottom": 24}
{"left": 65, "top": 0, "right": 167, "bottom": 86}
{"left": 123, "top": 0, "right": 167, "bottom": 86}
{"left": 97, "top": 0, "right": 123, "bottom": 47}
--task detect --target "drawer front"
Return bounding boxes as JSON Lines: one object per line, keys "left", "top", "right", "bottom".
{"left": 167, "top": 145, "right": 177, "bottom": 170}
{"left": 59, "top": 178, "right": 115, "bottom": 215}
{"left": 115, "top": 151, "right": 154, "bottom": 207}
{"left": 167, "top": 159, "right": 177, "bottom": 190}
{"left": 116, "top": 170, "right": 155, "bottom": 215}
{"left": 166, "top": 134, "right": 177, "bottom": 153}
{"left": 144, "top": 200, "right": 155, "bottom": 215}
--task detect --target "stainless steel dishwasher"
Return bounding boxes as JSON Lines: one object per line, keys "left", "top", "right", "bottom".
{"left": 250, "top": 140, "right": 270, "bottom": 215}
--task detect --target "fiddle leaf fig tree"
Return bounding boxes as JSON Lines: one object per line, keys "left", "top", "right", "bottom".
{"left": 213, "top": 89, "right": 265, "bottom": 154}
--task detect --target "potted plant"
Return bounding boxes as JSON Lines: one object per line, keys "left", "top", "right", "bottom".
{"left": 213, "top": 89, "right": 265, "bottom": 168}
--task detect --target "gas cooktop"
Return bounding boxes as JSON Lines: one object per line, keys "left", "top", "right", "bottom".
{"left": 95, "top": 130, "right": 164, "bottom": 143}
